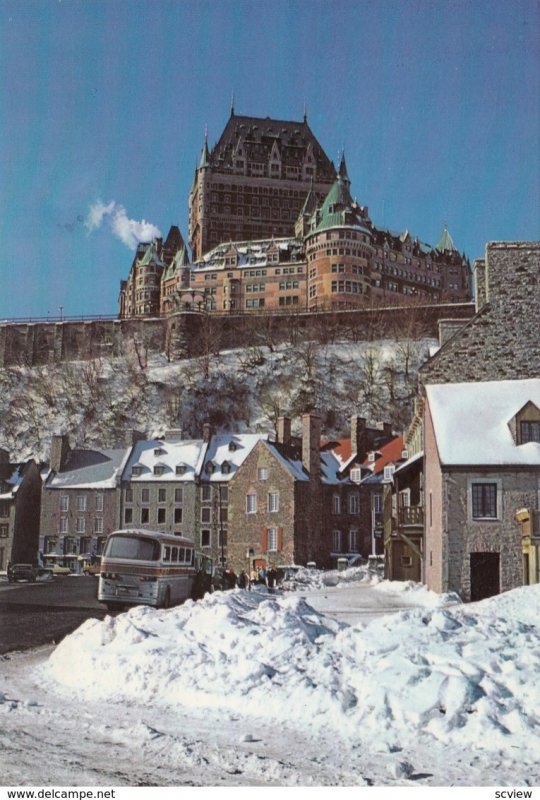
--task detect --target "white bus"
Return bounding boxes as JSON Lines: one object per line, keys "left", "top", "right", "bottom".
{"left": 98, "top": 529, "right": 201, "bottom": 612}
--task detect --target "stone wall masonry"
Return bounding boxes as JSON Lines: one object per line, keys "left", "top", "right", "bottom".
{"left": 420, "top": 242, "right": 540, "bottom": 385}
{"left": 0, "top": 303, "right": 475, "bottom": 368}
{"left": 442, "top": 468, "right": 539, "bottom": 600}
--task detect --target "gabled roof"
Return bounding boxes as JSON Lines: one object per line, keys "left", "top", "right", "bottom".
{"left": 202, "top": 434, "right": 268, "bottom": 482}
{"left": 47, "top": 448, "right": 132, "bottom": 489}
{"left": 426, "top": 379, "right": 540, "bottom": 466}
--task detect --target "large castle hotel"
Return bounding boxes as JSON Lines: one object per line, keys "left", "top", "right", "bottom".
{"left": 118, "top": 110, "right": 471, "bottom": 318}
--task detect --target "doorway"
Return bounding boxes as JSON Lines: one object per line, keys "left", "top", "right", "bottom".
{"left": 470, "top": 552, "right": 500, "bottom": 601}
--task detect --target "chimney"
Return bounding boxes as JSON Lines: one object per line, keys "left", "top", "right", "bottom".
{"left": 164, "top": 429, "right": 183, "bottom": 443}
{"left": 382, "top": 422, "right": 393, "bottom": 440}
{"left": 276, "top": 416, "right": 291, "bottom": 446}
{"left": 202, "top": 422, "right": 213, "bottom": 443}
{"left": 302, "top": 413, "right": 321, "bottom": 479}
{"left": 350, "top": 415, "right": 368, "bottom": 461}
{"left": 0, "top": 448, "right": 9, "bottom": 464}
{"left": 474, "top": 258, "right": 488, "bottom": 311}
{"left": 50, "top": 434, "right": 70, "bottom": 472}
{"left": 119, "top": 429, "right": 145, "bottom": 447}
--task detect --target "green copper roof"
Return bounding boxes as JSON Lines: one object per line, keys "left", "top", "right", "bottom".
{"left": 138, "top": 242, "right": 164, "bottom": 268}
{"left": 198, "top": 139, "right": 210, "bottom": 169}
{"left": 162, "top": 246, "right": 190, "bottom": 281}
{"left": 309, "top": 174, "right": 371, "bottom": 235}
{"left": 436, "top": 226, "right": 456, "bottom": 253}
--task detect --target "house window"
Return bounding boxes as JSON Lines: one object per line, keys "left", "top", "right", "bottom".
{"left": 219, "top": 486, "right": 228, "bottom": 503}
{"left": 76, "top": 496, "right": 87, "bottom": 512}
{"left": 64, "top": 537, "right": 76, "bottom": 555}
{"left": 125, "top": 508, "right": 133, "bottom": 524}
{"left": 349, "top": 529, "right": 358, "bottom": 552}
{"left": 125, "top": 488, "right": 133, "bottom": 504}
{"left": 174, "top": 508, "right": 183, "bottom": 524}
{"left": 258, "top": 468, "right": 268, "bottom": 481}
{"left": 158, "top": 488, "right": 166, "bottom": 503}
{"left": 383, "top": 465, "right": 395, "bottom": 481}
{"left": 94, "top": 518, "right": 103, "bottom": 534}
{"left": 520, "top": 421, "right": 540, "bottom": 444}
{"left": 218, "top": 528, "right": 227, "bottom": 548}
{"left": 141, "top": 488, "right": 150, "bottom": 504}
{"left": 141, "top": 508, "right": 149, "bottom": 524}
{"left": 60, "top": 495, "right": 69, "bottom": 512}
{"left": 174, "top": 488, "right": 183, "bottom": 504}
{"left": 201, "top": 507, "right": 212, "bottom": 523}
{"left": 157, "top": 508, "right": 166, "bottom": 524}
{"left": 349, "top": 494, "right": 360, "bottom": 514}
{"left": 59, "top": 518, "right": 68, "bottom": 534}
{"left": 201, "top": 530, "right": 211, "bottom": 548}
{"left": 333, "top": 530, "right": 342, "bottom": 552}
{"left": 471, "top": 483, "right": 498, "bottom": 519}
{"left": 0, "top": 524, "right": 8, "bottom": 538}
{"left": 350, "top": 468, "right": 362, "bottom": 483}
{"left": 332, "top": 494, "right": 341, "bottom": 515}
{"left": 268, "top": 492, "right": 279, "bottom": 513}
{"left": 201, "top": 485, "right": 212, "bottom": 502}
{"left": 44, "top": 536, "right": 57, "bottom": 553}
{"left": 267, "top": 528, "right": 278, "bottom": 552}
{"left": 95, "top": 494, "right": 104, "bottom": 512}
{"left": 373, "top": 494, "right": 383, "bottom": 514}
{"left": 246, "top": 493, "right": 257, "bottom": 514}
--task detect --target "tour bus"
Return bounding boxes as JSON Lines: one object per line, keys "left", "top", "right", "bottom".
{"left": 98, "top": 529, "right": 205, "bottom": 611}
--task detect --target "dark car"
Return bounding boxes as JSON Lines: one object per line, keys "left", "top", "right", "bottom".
{"left": 7, "top": 563, "right": 37, "bottom": 583}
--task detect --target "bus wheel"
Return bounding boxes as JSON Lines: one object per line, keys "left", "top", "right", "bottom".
{"left": 162, "top": 588, "right": 171, "bottom": 609}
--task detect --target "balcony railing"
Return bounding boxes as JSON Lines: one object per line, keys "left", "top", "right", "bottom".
{"left": 398, "top": 506, "right": 424, "bottom": 526}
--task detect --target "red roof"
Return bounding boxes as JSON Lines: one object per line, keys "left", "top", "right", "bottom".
{"left": 365, "top": 435, "right": 404, "bottom": 474}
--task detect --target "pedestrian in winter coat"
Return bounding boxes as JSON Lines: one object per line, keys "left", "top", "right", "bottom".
{"left": 266, "top": 567, "right": 278, "bottom": 592}
{"left": 237, "top": 570, "right": 249, "bottom": 590}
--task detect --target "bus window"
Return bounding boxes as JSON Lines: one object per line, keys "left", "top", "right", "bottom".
{"left": 105, "top": 536, "right": 160, "bottom": 561}
{"left": 179, "top": 547, "right": 185, "bottom": 563}
{"left": 163, "top": 546, "right": 171, "bottom": 562}
{"left": 171, "top": 547, "right": 178, "bottom": 562}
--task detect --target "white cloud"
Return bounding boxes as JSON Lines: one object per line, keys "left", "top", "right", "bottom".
{"left": 84, "top": 200, "right": 161, "bottom": 250}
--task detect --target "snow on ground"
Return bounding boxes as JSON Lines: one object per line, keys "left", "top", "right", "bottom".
{"left": 2, "top": 570, "right": 540, "bottom": 787}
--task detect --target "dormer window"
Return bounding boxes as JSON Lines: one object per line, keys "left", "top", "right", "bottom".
{"left": 350, "top": 468, "right": 362, "bottom": 484}
{"left": 221, "top": 461, "right": 231, "bottom": 475}
{"left": 368, "top": 452, "right": 376, "bottom": 462}
{"left": 228, "top": 441, "right": 238, "bottom": 452}
{"left": 175, "top": 464, "right": 187, "bottom": 476}
{"left": 154, "top": 447, "right": 166, "bottom": 456}
{"left": 154, "top": 464, "right": 166, "bottom": 476}
{"left": 520, "top": 421, "right": 540, "bottom": 444}
{"left": 131, "top": 465, "right": 143, "bottom": 477}
{"left": 206, "top": 462, "right": 215, "bottom": 475}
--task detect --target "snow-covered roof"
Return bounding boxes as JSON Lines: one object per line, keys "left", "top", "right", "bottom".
{"left": 123, "top": 438, "right": 207, "bottom": 482}
{"left": 263, "top": 441, "right": 309, "bottom": 482}
{"left": 47, "top": 448, "right": 132, "bottom": 489}
{"left": 426, "top": 379, "right": 540, "bottom": 466}
{"left": 202, "top": 434, "right": 268, "bottom": 482}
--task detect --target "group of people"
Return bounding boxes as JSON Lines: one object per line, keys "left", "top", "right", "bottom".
{"left": 221, "top": 566, "right": 280, "bottom": 592}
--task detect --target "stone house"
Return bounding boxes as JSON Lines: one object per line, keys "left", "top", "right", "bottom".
{"left": 423, "top": 379, "right": 540, "bottom": 601}
{"left": 0, "top": 448, "right": 42, "bottom": 570}
{"left": 120, "top": 427, "right": 266, "bottom": 568}
{"left": 40, "top": 435, "right": 133, "bottom": 572}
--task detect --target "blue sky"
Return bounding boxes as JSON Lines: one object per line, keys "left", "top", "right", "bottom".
{"left": 1, "top": 0, "right": 539, "bottom": 319}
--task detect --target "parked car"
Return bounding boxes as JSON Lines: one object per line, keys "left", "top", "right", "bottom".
{"left": 50, "top": 563, "right": 71, "bottom": 576}
{"left": 7, "top": 563, "right": 37, "bottom": 583}
{"left": 82, "top": 559, "right": 101, "bottom": 576}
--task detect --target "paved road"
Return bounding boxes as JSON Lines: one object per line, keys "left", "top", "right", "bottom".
{"left": 0, "top": 575, "right": 106, "bottom": 654}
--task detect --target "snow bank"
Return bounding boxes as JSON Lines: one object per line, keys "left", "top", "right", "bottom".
{"left": 45, "top": 585, "right": 540, "bottom": 752}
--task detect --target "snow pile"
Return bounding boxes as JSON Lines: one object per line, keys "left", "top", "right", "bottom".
{"left": 45, "top": 585, "right": 540, "bottom": 752}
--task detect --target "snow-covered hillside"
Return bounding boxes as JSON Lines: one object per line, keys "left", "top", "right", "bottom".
{"left": 0, "top": 336, "right": 435, "bottom": 461}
